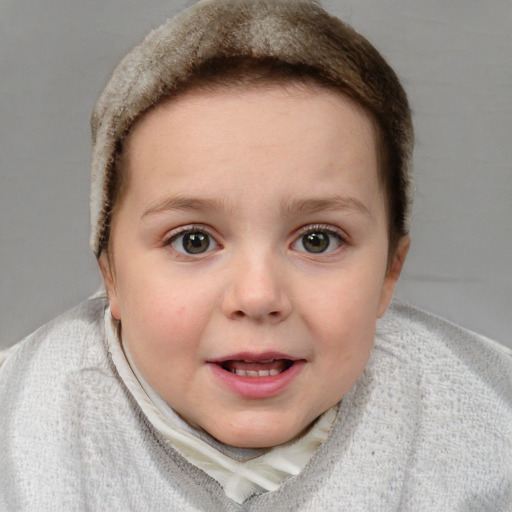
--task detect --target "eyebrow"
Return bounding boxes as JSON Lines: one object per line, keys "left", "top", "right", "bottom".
{"left": 141, "top": 194, "right": 371, "bottom": 219}
{"left": 141, "top": 195, "right": 232, "bottom": 219}
{"left": 280, "top": 195, "right": 372, "bottom": 218}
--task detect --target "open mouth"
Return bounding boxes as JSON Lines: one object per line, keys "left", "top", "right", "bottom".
{"left": 209, "top": 355, "right": 305, "bottom": 398}
{"left": 219, "top": 359, "right": 294, "bottom": 377}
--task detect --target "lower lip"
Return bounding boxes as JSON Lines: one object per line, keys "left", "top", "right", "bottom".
{"left": 208, "top": 361, "right": 305, "bottom": 399}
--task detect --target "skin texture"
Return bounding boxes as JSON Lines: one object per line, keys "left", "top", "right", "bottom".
{"left": 99, "top": 84, "right": 409, "bottom": 448}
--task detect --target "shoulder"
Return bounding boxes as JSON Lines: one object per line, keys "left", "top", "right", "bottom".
{"left": 0, "top": 295, "right": 125, "bottom": 508}
{"left": 0, "top": 293, "right": 108, "bottom": 374}
{"left": 375, "top": 300, "right": 512, "bottom": 425}
{"left": 0, "top": 294, "right": 112, "bottom": 422}
{"left": 371, "top": 301, "right": 512, "bottom": 507}
{"left": 0, "top": 294, "right": 113, "bottom": 410}
{"left": 377, "top": 300, "right": 512, "bottom": 389}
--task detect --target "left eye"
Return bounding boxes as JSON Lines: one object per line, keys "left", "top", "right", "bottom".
{"left": 292, "top": 230, "right": 343, "bottom": 254}
{"left": 169, "top": 230, "right": 217, "bottom": 255}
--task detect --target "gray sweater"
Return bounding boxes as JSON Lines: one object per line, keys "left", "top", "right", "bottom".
{"left": 1, "top": 296, "right": 511, "bottom": 511}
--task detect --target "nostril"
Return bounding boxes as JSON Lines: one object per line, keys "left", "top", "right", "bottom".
{"left": 223, "top": 290, "right": 291, "bottom": 322}
{"left": 232, "top": 309, "right": 282, "bottom": 320}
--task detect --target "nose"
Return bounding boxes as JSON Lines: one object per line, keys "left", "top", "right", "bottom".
{"left": 221, "top": 251, "right": 292, "bottom": 323}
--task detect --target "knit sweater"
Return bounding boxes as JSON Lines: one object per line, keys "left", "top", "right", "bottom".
{"left": 1, "top": 296, "right": 511, "bottom": 511}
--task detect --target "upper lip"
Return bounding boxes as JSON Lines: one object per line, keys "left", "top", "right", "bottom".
{"left": 208, "top": 351, "right": 300, "bottom": 363}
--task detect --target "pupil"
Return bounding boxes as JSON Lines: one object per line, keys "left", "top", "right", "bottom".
{"left": 184, "top": 232, "right": 209, "bottom": 254}
{"left": 303, "top": 232, "right": 329, "bottom": 253}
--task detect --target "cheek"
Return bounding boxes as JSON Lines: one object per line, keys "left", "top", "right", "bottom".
{"left": 301, "top": 263, "right": 385, "bottom": 327}
{"left": 298, "top": 263, "right": 385, "bottom": 361}
{"left": 118, "top": 284, "right": 215, "bottom": 395}
{"left": 314, "top": 288, "right": 377, "bottom": 398}
{"left": 116, "top": 265, "right": 221, "bottom": 358}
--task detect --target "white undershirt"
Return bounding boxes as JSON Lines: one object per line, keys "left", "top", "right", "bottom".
{"left": 105, "top": 310, "right": 337, "bottom": 504}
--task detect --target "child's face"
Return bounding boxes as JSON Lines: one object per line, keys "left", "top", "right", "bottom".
{"left": 100, "top": 84, "right": 408, "bottom": 448}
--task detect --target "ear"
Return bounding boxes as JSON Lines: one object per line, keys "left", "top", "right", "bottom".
{"left": 377, "top": 235, "right": 410, "bottom": 318}
{"left": 98, "top": 251, "right": 122, "bottom": 320}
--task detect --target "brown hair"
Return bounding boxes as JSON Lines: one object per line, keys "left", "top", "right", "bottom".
{"left": 91, "top": 0, "right": 413, "bottom": 257}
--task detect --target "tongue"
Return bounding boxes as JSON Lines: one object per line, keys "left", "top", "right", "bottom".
{"left": 223, "top": 359, "right": 290, "bottom": 373}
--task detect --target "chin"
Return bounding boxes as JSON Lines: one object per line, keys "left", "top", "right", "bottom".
{"left": 206, "top": 414, "right": 311, "bottom": 449}
{"left": 217, "top": 431, "right": 297, "bottom": 449}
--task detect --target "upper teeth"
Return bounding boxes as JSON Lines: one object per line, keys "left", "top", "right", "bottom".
{"left": 233, "top": 369, "right": 280, "bottom": 377}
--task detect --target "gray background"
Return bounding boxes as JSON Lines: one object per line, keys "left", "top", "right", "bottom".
{"left": 1, "top": 0, "right": 511, "bottom": 349}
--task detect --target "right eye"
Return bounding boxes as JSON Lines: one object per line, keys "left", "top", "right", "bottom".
{"left": 168, "top": 230, "right": 218, "bottom": 255}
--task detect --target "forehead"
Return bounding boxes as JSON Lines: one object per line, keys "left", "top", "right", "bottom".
{"left": 125, "top": 83, "right": 378, "bottom": 165}
{"left": 120, "top": 84, "right": 383, "bottom": 215}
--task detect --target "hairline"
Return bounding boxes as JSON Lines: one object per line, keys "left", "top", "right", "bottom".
{"left": 105, "top": 69, "right": 397, "bottom": 263}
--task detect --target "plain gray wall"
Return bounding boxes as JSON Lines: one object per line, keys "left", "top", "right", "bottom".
{"left": 1, "top": 0, "right": 511, "bottom": 349}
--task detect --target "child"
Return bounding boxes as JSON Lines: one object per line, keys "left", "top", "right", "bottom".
{"left": 1, "top": 0, "right": 511, "bottom": 509}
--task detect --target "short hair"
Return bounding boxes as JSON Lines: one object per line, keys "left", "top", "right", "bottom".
{"left": 91, "top": 0, "right": 414, "bottom": 257}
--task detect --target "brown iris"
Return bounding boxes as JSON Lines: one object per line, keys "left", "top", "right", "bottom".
{"left": 182, "top": 232, "right": 210, "bottom": 254}
{"left": 302, "top": 232, "right": 330, "bottom": 253}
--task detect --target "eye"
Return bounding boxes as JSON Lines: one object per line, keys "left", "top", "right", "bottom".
{"left": 292, "top": 228, "right": 344, "bottom": 254}
{"left": 168, "top": 230, "right": 218, "bottom": 255}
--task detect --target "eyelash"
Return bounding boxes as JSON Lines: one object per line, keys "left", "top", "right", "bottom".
{"left": 163, "top": 225, "right": 219, "bottom": 254}
{"left": 292, "top": 224, "right": 347, "bottom": 254}
{"left": 161, "top": 223, "right": 347, "bottom": 257}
